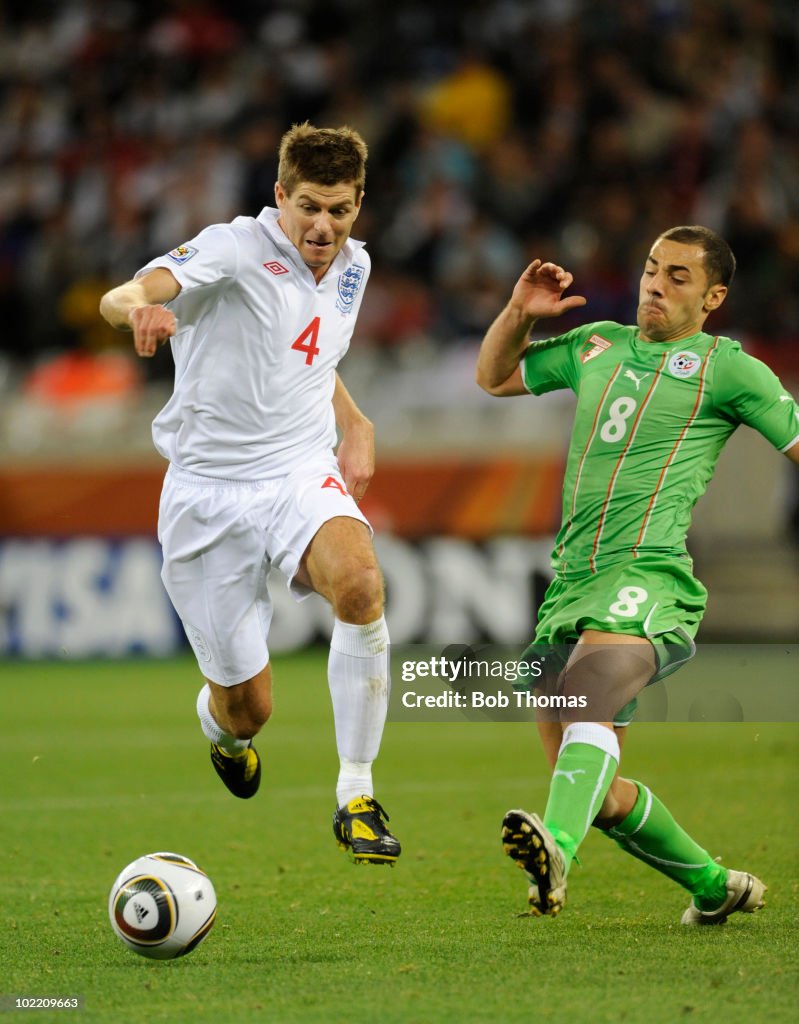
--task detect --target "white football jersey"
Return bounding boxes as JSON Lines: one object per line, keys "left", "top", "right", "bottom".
{"left": 135, "top": 207, "right": 370, "bottom": 480}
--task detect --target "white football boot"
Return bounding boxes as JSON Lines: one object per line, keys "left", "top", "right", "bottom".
{"left": 681, "top": 869, "right": 766, "bottom": 925}
{"left": 502, "top": 809, "right": 567, "bottom": 916}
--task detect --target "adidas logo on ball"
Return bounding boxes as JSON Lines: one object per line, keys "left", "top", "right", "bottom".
{"left": 109, "top": 852, "right": 217, "bottom": 960}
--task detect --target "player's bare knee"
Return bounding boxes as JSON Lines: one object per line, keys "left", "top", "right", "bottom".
{"left": 215, "top": 684, "right": 272, "bottom": 739}
{"left": 228, "top": 696, "right": 271, "bottom": 739}
{"left": 330, "top": 563, "right": 384, "bottom": 623}
{"left": 561, "top": 652, "right": 648, "bottom": 721}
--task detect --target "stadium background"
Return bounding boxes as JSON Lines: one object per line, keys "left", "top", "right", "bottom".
{"left": 1, "top": 0, "right": 798, "bottom": 657}
{"left": 1, "top": 6, "right": 798, "bottom": 1023}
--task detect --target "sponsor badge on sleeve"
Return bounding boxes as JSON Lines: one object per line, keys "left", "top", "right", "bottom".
{"left": 167, "top": 244, "right": 198, "bottom": 265}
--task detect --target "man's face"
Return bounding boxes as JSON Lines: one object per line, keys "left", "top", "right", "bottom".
{"left": 637, "top": 238, "right": 727, "bottom": 343}
{"left": 275, "top": 180, "right": 362, "bottom": 281}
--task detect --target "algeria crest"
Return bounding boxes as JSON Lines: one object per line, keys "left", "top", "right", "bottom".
{"left": 668, "top": 351, "right": 701, "bottom": 379}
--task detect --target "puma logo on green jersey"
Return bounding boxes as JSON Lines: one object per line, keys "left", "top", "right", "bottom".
{"left": 624, "top": 369, "right": 651, "bottom": 391}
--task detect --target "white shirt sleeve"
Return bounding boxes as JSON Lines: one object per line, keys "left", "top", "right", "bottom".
{"left": 135, "top": 223, "right": 240, "bottom": 295}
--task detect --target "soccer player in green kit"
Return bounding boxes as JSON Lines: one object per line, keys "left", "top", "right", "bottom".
{"left": 476, "top": 225, "right": 799, "bottom": 923}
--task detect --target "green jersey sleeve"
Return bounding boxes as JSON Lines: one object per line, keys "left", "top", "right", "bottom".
{"left": 712, "top": 342, "right": 799, "bottom": 452}
{"left": 520, "top": 325, "right": 589, "bottom": 395}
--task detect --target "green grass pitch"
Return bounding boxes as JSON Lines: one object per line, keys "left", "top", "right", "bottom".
{"left": 0, "top": 651, "right": 796, "bottom": 1023}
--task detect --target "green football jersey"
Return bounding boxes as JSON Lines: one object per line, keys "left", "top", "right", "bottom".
{"left": 521, "top": 322, "right": 799, "bottom": 578}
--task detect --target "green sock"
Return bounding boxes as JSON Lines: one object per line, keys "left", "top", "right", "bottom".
{"left": 605, "top": 780, "right": 728, "bottom": 910}
{"left": 543, "top": 723, "right": 620, "bottom": 873}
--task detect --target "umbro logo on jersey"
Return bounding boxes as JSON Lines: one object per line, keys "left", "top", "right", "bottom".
{"left": 264, "top": 260, "right": 289, "bottom": 275}
{"left": 580, "top": 334, "right": 612, "bottom": 363}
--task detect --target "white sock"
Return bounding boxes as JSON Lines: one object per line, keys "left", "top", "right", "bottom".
{"left": 560, "top": 721, "right": 621, "bottom": 761}
{"left": 328, "top": 615, "right": 389, "bottom": 807}
{"left": 196, "top": 684, "right": 250, "bottom": 755}
{"left": 336, "top": 759, "right": 374, "bottom": 806}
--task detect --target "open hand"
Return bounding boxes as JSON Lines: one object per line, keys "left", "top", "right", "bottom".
{"left": 509, "top": 260, "right": 587, "bottom": 321}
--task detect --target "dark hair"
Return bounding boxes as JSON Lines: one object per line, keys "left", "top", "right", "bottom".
{"left": 277, "top": 122, "right": 368, "bottom": 198}
{"left": 656, "top": 225, "right": 736, "bottom": 287}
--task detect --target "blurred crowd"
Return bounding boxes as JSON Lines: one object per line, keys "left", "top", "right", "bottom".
{"left": 1, "top": 0, "right": 798, "bottom": 383}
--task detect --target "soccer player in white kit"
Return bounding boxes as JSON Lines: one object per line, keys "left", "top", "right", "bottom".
{"left": 100, "top": 123, "right": 400, "bottom": 865}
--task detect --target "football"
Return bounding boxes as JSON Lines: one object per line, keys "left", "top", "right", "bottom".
{"left": 108, "top": 852, "right": 217, "bottom": 960}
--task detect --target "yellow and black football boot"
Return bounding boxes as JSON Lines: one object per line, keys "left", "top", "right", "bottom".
{"left": 332, "top": 795, "right": 401, "bottom": 865}
{"left": 210, "top": 742, "right": 261, "bottom": 799}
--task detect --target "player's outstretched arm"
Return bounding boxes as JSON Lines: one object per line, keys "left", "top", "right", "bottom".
{"left": 99, "top": 268, "right": 181, "bottom": 358}
{"left": 476, "top": 260, "right": 586, "bottom": 396}
{"left": 333, "top": 372, "right": 375, "bottom": 502}
{"left": 787, "top": 440, "right": 799, "bottom": 465}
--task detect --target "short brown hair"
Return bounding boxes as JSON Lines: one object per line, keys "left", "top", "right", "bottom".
{"left": 277, "top": 122, "right": 368, "bottom": 198}
{"left": 656, "top": 225, "right": 736, "bottom": 287}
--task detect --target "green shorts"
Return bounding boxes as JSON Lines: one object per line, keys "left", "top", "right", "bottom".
{"left": 523, "top": 555, "right": 707, "bottom": 725}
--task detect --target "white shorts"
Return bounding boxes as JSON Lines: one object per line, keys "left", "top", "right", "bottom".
{"left": 158, "top": 457, "right": 371, "bottom": 686}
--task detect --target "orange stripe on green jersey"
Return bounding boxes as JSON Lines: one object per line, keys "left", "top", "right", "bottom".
{"left": 520, "top": 322, "right": 799, "bottom": 578}
{"left": 589, "top": 353, "right": 668, "bottom": 573}
{"left": 557, "top": 364, "right": 622, "bottom": 565}
{"left": 630, "top": 339, "right": 718, "bottom": 558}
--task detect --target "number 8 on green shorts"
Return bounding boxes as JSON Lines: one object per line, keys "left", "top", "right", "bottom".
{"left": 523, "top": 555, "right": 708, "bottom": 724}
